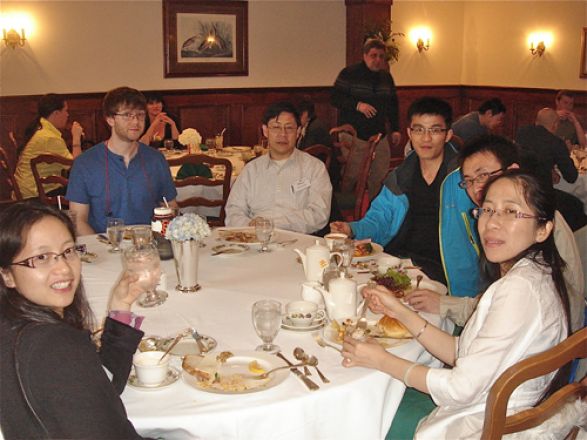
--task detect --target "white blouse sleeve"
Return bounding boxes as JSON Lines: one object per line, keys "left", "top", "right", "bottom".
{"left": 425, "top": 274, "right": 546, "bottom": 407}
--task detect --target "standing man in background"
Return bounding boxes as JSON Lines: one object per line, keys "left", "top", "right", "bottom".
{"left": 555, "top": 90, "right": 586, "bottom": 149}
{"left": 331, "top": 38, "right": 401, "bottom": 199}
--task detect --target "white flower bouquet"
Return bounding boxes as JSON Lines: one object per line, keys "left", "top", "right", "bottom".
{"left": 178, "top": 128, "right": 202, "bottom": 148}
{"left": 165, "top": 213, "right": 211, "bottom": 242}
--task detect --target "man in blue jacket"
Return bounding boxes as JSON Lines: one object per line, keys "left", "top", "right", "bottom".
{"left": 331, "top": 97, "right": 479, "bottom": 297}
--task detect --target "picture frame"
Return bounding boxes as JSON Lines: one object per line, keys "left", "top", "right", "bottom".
{"left": 163, "top": 0, "right": 248, "bottom": 78}
{"left": 581, "top": 27, "right": 587, "bottom": 78}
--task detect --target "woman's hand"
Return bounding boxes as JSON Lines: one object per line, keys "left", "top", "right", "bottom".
{"left": 404, "top": 289, "right": 441, "bottom": 314}
{"left": 108, "top": 272, "right": 143, "bottom": 312}
{"left": 341, "top": 336, "right": 390, "bottom": 370}
{"left": 362, "top": 284, "right": 407, "bottom": 318}
{"left": 330, "top": 221, "right": 351, "bottom": 236}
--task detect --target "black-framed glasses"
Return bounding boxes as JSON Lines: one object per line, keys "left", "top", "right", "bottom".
{"left": 11, "top": 245, "right": 87, "bottom": 269}
{"left": 114, "top": 112, "right": 146, "bottom": 121}
{"left": 458, "top": 169, "right": 504, "bottom": 189}
{"left": 267, "top": 124, "right": 297, "bottom": 135}
{"left": 408, "top": 126, "right": 448, "bottom": 136}
{"left": 471, "top": 207, "right": 546, "bottom": 222}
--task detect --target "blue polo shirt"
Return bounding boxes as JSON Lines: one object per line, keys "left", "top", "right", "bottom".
{"left": 66, "top": 142, "right": 177, "bottom": 233}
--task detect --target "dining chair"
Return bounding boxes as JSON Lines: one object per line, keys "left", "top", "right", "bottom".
{"left": 30, "top": 154, "right": 73, "bottom": 207}
{"left": 167, "top": 154, "right": 233, "bottom": 227}
{"left": 480, "top": 326, "right": 587, "bottom": 440}
{"left": 304, "top": 144, "right": 332, "bottom": 170}
{"left": 335, "top": 132, "right": 382, "bottom": 221}
{"left": 0, "top": 145, "right": 22, "bottom": 202}
{"left": 449, "top": 134, "right": 465, "bottom": 151}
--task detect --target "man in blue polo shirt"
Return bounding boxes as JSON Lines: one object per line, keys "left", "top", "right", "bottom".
{"left": 67, "top": 87, "right": 177, "bottom": 234}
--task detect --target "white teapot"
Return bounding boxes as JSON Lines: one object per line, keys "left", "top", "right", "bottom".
{"left": 313, "top": 273, "right": 366, "bottom": 321}
{"left": 294, "top": 240, "right": 332, "bottom": 283}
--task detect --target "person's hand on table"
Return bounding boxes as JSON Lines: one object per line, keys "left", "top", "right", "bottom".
{"left": 405, "top": 289, "right": 441, "bottom": 314}
{"left": 357, "top": 102, "right": 377, "bottom": 119}
{"left": 108, "top": 271, "right": 143, "bottom": 312}
{"left": 330, "top": 221, "right": 351, "bottom": 236}
{"left": 341, "top": 335, "right": 389, "bottom": 369}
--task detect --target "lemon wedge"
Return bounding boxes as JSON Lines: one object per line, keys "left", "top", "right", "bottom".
{"left": 248, "top": 360, "right": 266, "bottom": 374}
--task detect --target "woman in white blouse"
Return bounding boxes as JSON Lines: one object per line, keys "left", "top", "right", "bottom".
{"left": 343, "top": 170, "right": 571, "bottom": 439}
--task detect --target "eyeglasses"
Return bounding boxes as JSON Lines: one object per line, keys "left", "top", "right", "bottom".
{"left": 458, "top": 169, "right": 504, "bottom": 189}
{"left": 471, "top": 207, "right": 546, "bottom": 222}
{"left": 267, "top": 124, "right": 297, "bottom": 135}
{"left": 10, "top": 245, "right": 87, "bottom": 269}
{"left": 114, "top": 112, "right": 146, "bottom": 121}
{"left": 409, "top": 126, "right": 448, "bottom": 137}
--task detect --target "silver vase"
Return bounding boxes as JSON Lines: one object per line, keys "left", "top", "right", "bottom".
{"left": 171, "top": 239, "right": 201, "bottom": 292}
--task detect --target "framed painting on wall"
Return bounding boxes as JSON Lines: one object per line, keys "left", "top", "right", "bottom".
{"left": 163, "top": 0, "right": 248, "bottom": 77}
{"left": 581, "top": 27, "right": 587, "bottom": 78}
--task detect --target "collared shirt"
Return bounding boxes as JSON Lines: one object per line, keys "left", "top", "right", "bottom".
{"left": 66, "top": 142, "right": 177, "bottom": 233}
{"left": 452, "top": 111, "right": 488, "bottom": 143}
{"left": 225, "top": 148, "right": 332, "bottom": 234}
{"left": 15, "top": 118, "right": 73, "bottom": 199}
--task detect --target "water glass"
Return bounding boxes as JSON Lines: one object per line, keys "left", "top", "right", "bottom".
{"left": 252, "top": 300, "right": 282, "bottom": 353}
{"left": 123, "top": 244, "right": 167, "bottom": 308}
{"left": 163, "top": 139, "right": 175, "bottom": 150}
{"left": 255, "top": 217, "right": 274, "bottom": 253}
{"left": 205, "top": 138, "right": 216, "bottom": 151}
{"left": 214, "top": 134, "right": 224, "bottom": 150}
{"left": 106, "top": 218, "right": 125, "bottom": 253}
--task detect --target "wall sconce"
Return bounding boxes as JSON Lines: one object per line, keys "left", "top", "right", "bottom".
{"left": 1, "top": 13, "right": 32, "bottom": 49}
{"left": 2, "top": 28, "right": 26, "bottom": 49}
{"left": 528, "top": 32, "right": 552, "bottom": 57}
{"left": 409, "top": 27, "right": 432, "bottom": 53}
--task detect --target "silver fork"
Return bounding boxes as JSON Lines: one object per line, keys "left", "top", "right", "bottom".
{"left": 313, "top": 332, "right": 342, "bottom": 353}
{"left": 189, "top": 328, "right": 208, "bottom": 353}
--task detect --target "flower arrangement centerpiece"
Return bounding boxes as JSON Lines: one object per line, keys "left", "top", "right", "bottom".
{"left": 178, "top": 128, "right": 202, "bottom": 154}
{"left": 165, "top": 213, "right": 210, "bottom": 293}
{"left": 363, "top": 20, "right": 404, "bottom": 64}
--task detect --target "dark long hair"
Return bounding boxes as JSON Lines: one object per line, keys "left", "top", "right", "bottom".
{"left": 0, "top": 201, "right": 94, "bottom": 331}
{"left": 22, "top": 94, "right": 66, "bottom": 152}
{"left": 478, "top": 170, "right": 571, "bottom": 397}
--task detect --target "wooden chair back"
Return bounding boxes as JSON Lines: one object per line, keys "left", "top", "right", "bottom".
{"left": 351, "top": 133, "right": 382, "bottom": 220}
{"left": 481, "top": 327, "right": 587, "bottom": 439}
{"left": 167, "top": 154, "right": 233, "bottom": 227}
{"left": 0, "top": 146, "right": 22, "bottom": 202}
{"left": 304, "top": 144, "right": 332, "bottom": 170}
{"left": 30, "top": 154, "right": 73, "bottom": 207}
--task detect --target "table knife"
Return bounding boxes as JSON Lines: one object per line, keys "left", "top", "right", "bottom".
{"left": 276, "top": 352, "right": 319, "bottom": 391}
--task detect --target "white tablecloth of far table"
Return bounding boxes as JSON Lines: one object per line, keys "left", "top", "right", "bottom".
{"left": 80, "top": 230, "right": 447, "bottom": 440}
{"left": 555, "top": 172, "right": 587, "bottom": 215}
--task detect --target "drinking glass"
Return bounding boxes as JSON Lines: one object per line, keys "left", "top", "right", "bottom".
{"left": 123, "top": 243, "right": 168, "bottom": 308}
{"left": 205, "top": 138, "right": 216, "bottom": 151}
{"left": 131, "top": 226, "right": 153, "bottom": 248}
{"left": 106, "top": 218, "right": 125, "bottom": 253}
{"left": 338, "top": 239, "right": 354, "bottom": 275}
{"left": 214, "top": 134, "right": 224, "bottom": 150}
{"left": 163, "top": 139, "right": 174, "bottom": 150}
{"left": 252, "top": 300, "right": 282, "bottom": 353}
{"left": 255, "top": 217, "right": 274, "bottom": 253}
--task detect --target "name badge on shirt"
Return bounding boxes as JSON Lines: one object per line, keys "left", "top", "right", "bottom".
{"left": 291, "top": 178, "right": 311, "bottom": 194}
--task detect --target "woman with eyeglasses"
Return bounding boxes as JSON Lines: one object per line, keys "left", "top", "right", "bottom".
{"left": 0, "top": 202, "right": 146, "bottom": 439}
{"left": 342, "top": 170, "right": 571, "bottom": 439}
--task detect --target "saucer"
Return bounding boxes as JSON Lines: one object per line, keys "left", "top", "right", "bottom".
{"left": 128, "top": 366, "right": 180, "bottom": 391}
{"left": 281, "top": 316, "right": 325, "bottom": 332}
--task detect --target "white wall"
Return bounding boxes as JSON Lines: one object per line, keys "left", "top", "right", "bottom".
{"left": 0, "top": 0, "right": 347, "bottom": 96}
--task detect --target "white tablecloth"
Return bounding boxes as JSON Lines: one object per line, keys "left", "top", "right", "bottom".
{"left": 80, "top": 230, "right": 445, "bottom": 440}
{"left": 555, "top": 172, "right": 587, "bottom": 215}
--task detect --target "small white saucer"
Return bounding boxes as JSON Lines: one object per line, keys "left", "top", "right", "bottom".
{"left": 128, "top": 366, "right": 180, "bottom": 391}
{"left": 281, "top": 316, "right": 325, "bottom": 332}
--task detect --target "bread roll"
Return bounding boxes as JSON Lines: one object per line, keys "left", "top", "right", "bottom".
{"left": 377, "top": 316, "right": 412, "bottom": 339}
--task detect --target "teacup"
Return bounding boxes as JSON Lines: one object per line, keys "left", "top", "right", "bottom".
{"left": 377, "top": 255, "right": 401, "bottom": 274}
{"left": 301, "top": 281, "right": 324, "bottom": 306}
{"left": 285, "top": 300, "right": 326, "bottom": 327}
{"left": 324, "top": 233, "right": 348, "bottom": 251}
{"left": 133, "top": 351, "right": 170, "bottom": 386}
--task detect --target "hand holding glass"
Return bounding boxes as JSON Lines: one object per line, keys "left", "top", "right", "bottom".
{"left": 123, "top": 244, "right": 167, "bottom": 308}
{"left": 107, "top": 218, "right": 124, "bottom": 253}
{"left": 252, "top": 300, "right": 282, "bottom": 353}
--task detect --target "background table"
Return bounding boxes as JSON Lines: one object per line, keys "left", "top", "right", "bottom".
{"left": 80, "top": 230, "right": 446, "bottom": 440}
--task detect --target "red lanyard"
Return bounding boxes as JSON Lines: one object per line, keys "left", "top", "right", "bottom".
{"left": 104, "top": 142, "right": 153, "bottom": 217}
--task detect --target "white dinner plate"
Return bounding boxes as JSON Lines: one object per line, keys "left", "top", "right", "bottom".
{"left": 321, "top": 320, "right": 411, "bottom": 350}
{"left": 128, "top": 367, "right": 180, "bottom": 391}
{"left": 182, "top": 350, "right": 288, "bottom": 394}
{"left": 352, "top": 243, "right": 383, "bottom": 262}
{"left": 224, "top": 146, "right": 251, "bottom": 153}
{"left": 211, "top": 244, "right": 249, "bottom": 256}
{"left": 281, "top": 316, "right": 325, "bottom": 332}
{"left": 215, "top": 227, "right": 280, "bottom": 246}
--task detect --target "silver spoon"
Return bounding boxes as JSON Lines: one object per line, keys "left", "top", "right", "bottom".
{"left": 293, "top": 347, "right": 312, "bottom": 376}
{"left": 294, "top": 347, "right": 330, "bottom": 383}
{"left": 416, "top": 274, "right": 423, "bottom": 289}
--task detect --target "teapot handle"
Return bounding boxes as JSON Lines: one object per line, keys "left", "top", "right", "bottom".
{"left": 330, "top": 252, "right": 343, "bottom": 267}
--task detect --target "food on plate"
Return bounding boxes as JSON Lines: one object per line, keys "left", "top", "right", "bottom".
{"left": 218, "top": 230, "right": 258, "bottom": 243}
{"left": 182, "top": 356, "right": 211, "bottom": 381}
{"left": 377, "top": 316, "right": 412, "bottom": 339}
{"left": 248, "top": 361, "right": 266, "bottom": 374}
{"left": 216, "top": 351, "right": 234, "bottom": 364}
{"left": 353, "top": 242, "right": 374, "bottom": 258}
{"left": 372, "top": 268, "right": 412, "bottom": 298}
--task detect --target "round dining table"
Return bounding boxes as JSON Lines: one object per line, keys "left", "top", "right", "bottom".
{"left": 79, "top": 228, "right": 447, "bottom": 440}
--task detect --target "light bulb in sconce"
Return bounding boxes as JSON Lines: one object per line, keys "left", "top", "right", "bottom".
{"left": 1, "top": 13, "right": 33, "bottom": 49}
{"left": 410, "top": 27, "right": 432, "bottom": 53}
{"left": 528, "top": 32, "right": 552, "bottom": 57}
